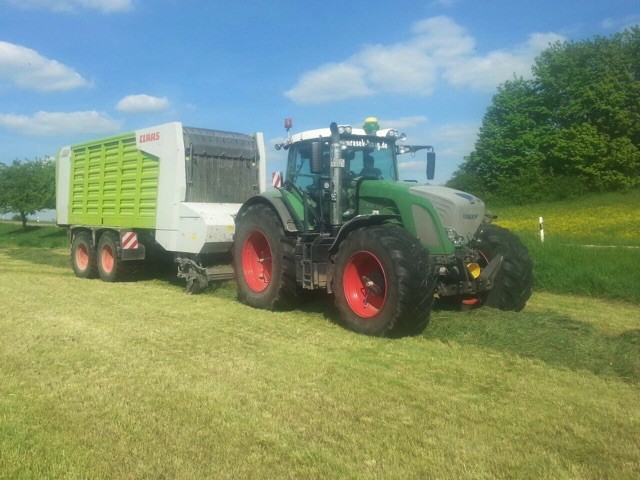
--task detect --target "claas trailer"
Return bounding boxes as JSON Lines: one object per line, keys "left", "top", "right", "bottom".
{"left": 56, "top": 122, "right": 266, "bottom": 292}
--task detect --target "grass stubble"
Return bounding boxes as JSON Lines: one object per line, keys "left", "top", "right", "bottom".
{"left": 0, "top": 246, "right": 638, "bottom": 479}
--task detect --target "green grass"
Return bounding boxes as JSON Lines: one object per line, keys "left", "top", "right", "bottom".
{"left": 0, "top": 247, "right": 639, "bottom": 478}
{"left": 0, "top": 221, "right": 67, "bottom": 249}
{"left": 491, "top": 190, "right": 640, "bottom": 304}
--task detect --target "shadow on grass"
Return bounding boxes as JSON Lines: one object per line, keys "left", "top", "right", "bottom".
{"left": 427, "top": 307, "right": 640, "bottom": 384}
{"left": 4, "top": 247, "right": 70, "bottom": 269}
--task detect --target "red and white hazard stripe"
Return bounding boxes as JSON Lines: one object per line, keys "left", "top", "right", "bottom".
{"left": 121, "top": 231, "right": 138, "bottom": 249}
{"left": 272, "top": 171, "right": 282, "bottom": 188}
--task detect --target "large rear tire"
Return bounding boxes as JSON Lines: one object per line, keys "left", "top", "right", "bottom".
{"left": 476, "top": 224, "right": 534, "bottom": 311}
{"left": 233, "top": 204, "right": 297, "bottom": 310}
{"left": 71, "top": 231, "right": 97, "bottom": 279}
{"left": 332, "top": 225, "right": 435, "bottom": 337}
{"left": 97, "top": 231, "right": 126, "bottom": 282}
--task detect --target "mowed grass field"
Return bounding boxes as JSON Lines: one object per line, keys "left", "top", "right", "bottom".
{"left": 1, "top": 191, "right": 639, "bottom": 479}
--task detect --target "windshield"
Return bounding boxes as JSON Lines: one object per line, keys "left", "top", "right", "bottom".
{"left": 288, "top": 138, "right": 398, "bottom": 189}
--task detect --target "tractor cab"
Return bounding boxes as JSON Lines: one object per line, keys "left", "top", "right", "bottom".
{"left": 275, "top": 118, "right": 434, "bottom": 230}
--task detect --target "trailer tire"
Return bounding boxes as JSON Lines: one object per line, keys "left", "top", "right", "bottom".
{"left": 332, "top": 225, "right": 435, "bottom": 337}
{"left": 234, "top": 204, "right": 297, "bottom": 310}
{"left": 71, "top": 231, "right": 97, "bottom": 279}
{"left": 97, "top": 231, "right": 125, "bottom": 282}
{"left": 476, "top": 224, "right": 534, "bottom": 311}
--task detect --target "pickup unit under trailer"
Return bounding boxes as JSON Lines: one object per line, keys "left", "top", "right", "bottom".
{"left": 56, "top": 121, "right": 266, "bottom": 287}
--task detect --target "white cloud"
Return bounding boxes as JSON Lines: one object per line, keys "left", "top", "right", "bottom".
{"left": 0, "top": 111, "right": 121, "bottom": 135}
{"left": 3, "top": 0, "right": 133, "bottom": 13}
{"left": 601, "top": 15, "right": 640, "bottom": 32}
{"left": 445, "top": 32, "right": 564, "bottom": 92}
{"left": 380, "top": 116, "right": 429, "bottom": 130}
{"left": 285, "top": 16, "right": 565, "bottom": 104}
{"left": 0, "top": 41, "right": 91, "bottom": 92}
{"left": 355, "top": 44, "right": 438, "bottom": 96}
{"left": 115, "top": 94, "right": 170, "bottom": 113}
{"left": 284, "top": 63, "right": 374, "bottom": 105}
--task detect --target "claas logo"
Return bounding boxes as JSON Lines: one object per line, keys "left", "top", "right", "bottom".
{"left": 139, "top": 132, "right": 161, "bottom": 143}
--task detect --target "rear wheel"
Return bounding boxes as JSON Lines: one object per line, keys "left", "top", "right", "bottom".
{"left": 71, "top": 231, "right": 97, "bottom": 279}
{"left": 233, "top": 204, "right": 297, "bottom": 309}
{"left": 333, "top": 225, "right": 435, "bottom": 337}
{"left": 97, "top": 231, "right": 125, "bottom": 282}
{"left": 475, "top": 224, "right": 534, "bottom": 311}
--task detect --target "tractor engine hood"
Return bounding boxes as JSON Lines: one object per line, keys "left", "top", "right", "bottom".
{"left": 409, "top": 185, "right": 485, "bottom": 242}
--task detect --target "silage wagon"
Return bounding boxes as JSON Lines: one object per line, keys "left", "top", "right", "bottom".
{"left": 56, "top": 122, "right": 266, "bottom": 292}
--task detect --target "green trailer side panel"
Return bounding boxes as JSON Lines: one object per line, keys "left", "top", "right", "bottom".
{"left": 68, "top": 132, "right": 159, "bottom": 228}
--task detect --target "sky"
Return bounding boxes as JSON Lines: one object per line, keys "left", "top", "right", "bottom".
{"left": 1, "top": 0, "right": 639, "bottom": 191}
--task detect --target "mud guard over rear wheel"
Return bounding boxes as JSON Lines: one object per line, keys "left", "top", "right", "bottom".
{"left": 332, "top": 225, "right": 435, "bottom": 337}
{"left": 233, "top": 204, "right": 297, "bottom": 310}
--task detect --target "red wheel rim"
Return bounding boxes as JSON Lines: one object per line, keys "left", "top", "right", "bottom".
{"left": 343, "top": 251, "right": 386, "bottom": 318}
{"left": 242, "top": 230, "right": 272, "bottom": 292}
{"left": 101, "top": 244, "right": 114, "bottom": 273}
{"left": 76, "top": 243, "right": 89, "bottom": 271}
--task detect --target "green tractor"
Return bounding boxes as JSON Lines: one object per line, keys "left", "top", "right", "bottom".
{"left": 233, "top": 118, "right": 533, "bottom": 336}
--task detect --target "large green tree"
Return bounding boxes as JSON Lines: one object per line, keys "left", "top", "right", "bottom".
{"left": 449, "top": 26, "right": 640, "bottom": 204}
{"left": 0, "top": 159, "right": 56, "bottom": 229}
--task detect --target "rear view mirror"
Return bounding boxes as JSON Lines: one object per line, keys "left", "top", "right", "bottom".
{"left": 426, "top": 151, "right": 436, "bottom": 180}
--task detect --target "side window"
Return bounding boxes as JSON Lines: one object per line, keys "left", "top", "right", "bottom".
{"left": 288, "top": 144, "right": 318, "bottom": 191}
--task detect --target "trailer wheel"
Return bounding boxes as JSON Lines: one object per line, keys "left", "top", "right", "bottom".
{"left": 234, "top": 204, "right": 297, "bottom": 309}
{"left": 97, "top": 231, "right": 125, "bottom": 282}
{"left": 333, "top": 225, "right": 435, "bottom": 337}
{"left": 71, "top": 231, "right": 97, "bottom": 279}
{"left": 475, "top": 224, "right": 534, "bottom": 311}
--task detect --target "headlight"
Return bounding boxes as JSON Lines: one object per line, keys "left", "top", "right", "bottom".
{"left": 338, "top": 125, "right": 352, "bottom": 135}
{"left": 445, "top": 227, "right": 465, "bottom": 246}
{"left": 386, "top": 129, "right": 398, "bottom": 138}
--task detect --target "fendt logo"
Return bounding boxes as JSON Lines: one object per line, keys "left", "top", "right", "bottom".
{"left": 139, "top": 132, "right": 161, "bottom": 143}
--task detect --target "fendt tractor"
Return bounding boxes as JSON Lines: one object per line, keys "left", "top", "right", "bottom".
{"left": 56, "top": 122, "right": 267, "bottom": 291}
{"left": 233, "top": 118, "right": 534, "bottom": 336}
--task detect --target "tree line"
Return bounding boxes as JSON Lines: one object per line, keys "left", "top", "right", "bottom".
{"left": 0, "top": 159, "right": 55, "bottom": 229}
{"left": 447, "top": 26, "right": 640, "bottom": 204}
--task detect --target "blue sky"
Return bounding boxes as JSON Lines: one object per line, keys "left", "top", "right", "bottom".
{"left": 1, "top": 0, "right": 639, "bottom": 185}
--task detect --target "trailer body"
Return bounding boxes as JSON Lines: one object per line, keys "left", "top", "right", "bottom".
{"left": 57, "top": 122, "right": 266, "bottom": 284}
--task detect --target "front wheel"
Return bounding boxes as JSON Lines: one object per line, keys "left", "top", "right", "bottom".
{"left": 475, "top": 224, "right": 534, "bottom": 311}
{"left": 233, "top": 204, "right": 297, "bottom": 310}
{"left": 332, "top": 225, "right": 435, "bottom": 337}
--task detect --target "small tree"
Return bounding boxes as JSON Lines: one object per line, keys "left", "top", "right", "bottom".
{"left": 0, "top": 159, "right": 56, "bottom": 229}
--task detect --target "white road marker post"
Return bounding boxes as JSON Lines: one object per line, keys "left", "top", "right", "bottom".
{"left": 539, "top": 216, "right": 544, "bottom": 243}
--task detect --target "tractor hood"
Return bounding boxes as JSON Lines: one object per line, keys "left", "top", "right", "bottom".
{"left": 409, "top": 185, "right": 485, "bottom": 241}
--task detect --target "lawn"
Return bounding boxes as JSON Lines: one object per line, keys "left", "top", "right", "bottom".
{"left": 1, "top": 244, "right": 639, "bottom": 478}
